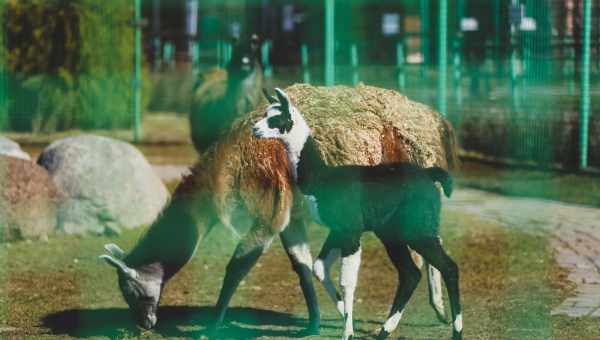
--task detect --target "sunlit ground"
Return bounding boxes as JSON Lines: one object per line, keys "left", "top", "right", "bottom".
{"left": 1, "top": 201, "right": 598, "bottom": 339}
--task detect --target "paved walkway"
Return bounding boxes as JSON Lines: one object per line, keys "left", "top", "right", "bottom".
{"left": 445, "top": 189, "right": 600, "bottom": 317}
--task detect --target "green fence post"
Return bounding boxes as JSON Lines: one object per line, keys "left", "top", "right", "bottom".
{"left": 396, "top": 41, "right": 406, "bottom": 91}
{"left": 133, "top": 0, "right": 142, "bottom": 142}
{"left": 217, "top": 40, "right": 223, "bottom": 68}
{"left": 580, "top": 0, "right": 592, "bottom": 169}
{"left": 325, "top": 0, "right": 335, "bottom": 86}
{"left": 351, "top": 43, "right": 359, "bottom": 86}
{"left": 437, "top": 0, "right": 448, "bottom": 116}
{"left": 420, "top": 0, "right": 430, "bottom": 67}
{"left": 261, "top": 41, "right": 272, "bottom": 78}
{"left": 453, "top": 38, "right": 462, "bottom": 106}
{"left": 301, "top": 44, "right": 311, "bottom": 84}
{"left": 191, "top": 42, "right": 200, "bottom": 76}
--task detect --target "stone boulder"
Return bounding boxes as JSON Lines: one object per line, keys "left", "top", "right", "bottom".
{"left": 0, "top": 156, "right": 60, "bottom": 242}
{"left": 0, "top": 136, "right": 31, "bottom": 161}
{"left": 37, "top": 135, "right": 169, "bottom": 235}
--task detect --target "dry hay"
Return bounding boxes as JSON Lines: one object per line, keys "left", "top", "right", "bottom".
{"left": 239, "top": 83, "right": 459, "bottom": 170}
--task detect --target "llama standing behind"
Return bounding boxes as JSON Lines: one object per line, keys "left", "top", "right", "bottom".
{"left": 253, "top": 89, "right": 462, "bottom": 340}
{"left": 190, "top": 34, "right": 264, "bottom": 152}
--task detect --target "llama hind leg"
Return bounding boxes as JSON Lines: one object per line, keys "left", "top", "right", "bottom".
{"left": 427, "top": 259, "right": 448, "bottom": 323}
{"left": 313, "top": 232, "right": 344, "bottom": 316}
{"left": 412, "top": 238, "right": 462, "bottom": 340}
{"left": 211, "top": 224, "right": 276, "bottom": 332}
{"left": 375, "top": 241, "right": 422, "bottom": 340}
{"left": 410, "top": 249, "right": 447, "bottom": 323}
{"left": 280, "top": 219, "right": 321, "bottom": 335}
{"left": 339, "top": 233, "right": 362, "bottom": 340}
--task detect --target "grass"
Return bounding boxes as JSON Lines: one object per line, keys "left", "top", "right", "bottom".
{"left": 456, "top": 160, "right": 600, "bottom": 208}
{"left": 0, "top": 208, "right": 595, "bottom": 339}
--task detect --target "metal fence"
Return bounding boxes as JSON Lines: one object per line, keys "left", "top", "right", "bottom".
{"left": 2, "top": 0, "right": 600, "bottom": 170}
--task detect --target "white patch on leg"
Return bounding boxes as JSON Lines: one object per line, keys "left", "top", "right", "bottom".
{"left": 428, "top": 264, "right": 444, "bottom": 313}
{"left": 382, "top": 310, "right": 404, "bottom": 333}
{"left": 288, "top": 242, "right": 313, "bottom": 268}
{"left": 340, "top": 247, "right": 362, "bottom": 340}
{"left": 336, "top": 300, "right": 345, "bottom": 316}
{"left": 453, "top": 313, "right": 463, "bottom": 333}
{"left": 314, "top": 249, "right": 344, "bottom": 316}
{"left": 313, "top": 258, "right": 326, "bottom": 281}
{"left": 340, "top": 247, "right": 361, "bottom": 287}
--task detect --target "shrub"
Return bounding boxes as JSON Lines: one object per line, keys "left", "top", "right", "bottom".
{"left": 3, "top": 0, "right": 140, "bottom": 132}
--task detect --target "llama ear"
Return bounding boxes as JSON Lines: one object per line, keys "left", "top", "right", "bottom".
{"left": 274, "top": 88, "right": 290, "bottom": 114}
{"left": 104, "top": 243, "right": 125, "bottom": 259}
{"left": 263, "top": 88, "right": 278, "bottom": 104}
{"left": 99, "top": 255, "right": 139, "bottom": 280}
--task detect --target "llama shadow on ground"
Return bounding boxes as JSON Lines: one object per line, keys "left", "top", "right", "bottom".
{"left": 43, "top": 305, "right": 333, "bottom": 339}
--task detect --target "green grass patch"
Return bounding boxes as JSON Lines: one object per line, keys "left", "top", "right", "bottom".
{"left": 0, "top": 208, "right": 593, "bottom": 339}
{"left": 457, "top": 160, "right": 600, "bottom": 207}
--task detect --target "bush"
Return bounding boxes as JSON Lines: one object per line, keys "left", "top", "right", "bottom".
{"left": 3, "top": 0, "right": 140, "bottom": 132}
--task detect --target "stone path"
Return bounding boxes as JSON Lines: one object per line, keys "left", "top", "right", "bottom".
{"left": 445, "top": 188, "right": 600, "bottom": 317}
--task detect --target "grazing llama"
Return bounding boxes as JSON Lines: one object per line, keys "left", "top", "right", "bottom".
{"left": 253, "top": 88, "right": 462, "bottom": 340}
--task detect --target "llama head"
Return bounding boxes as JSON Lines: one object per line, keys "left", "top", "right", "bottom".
{"left": 227, "top": 34, "right": 261, "bottom": 78}
{"left": 252, "top": 88, "right": 311, "bottom": 157}
{"left": 100, "top": 244, "right": 162, "bottom": 330}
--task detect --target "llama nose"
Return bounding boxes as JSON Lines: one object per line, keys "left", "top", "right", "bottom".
{"left": 252, "top": 127, "right": 261, "bottom": 137}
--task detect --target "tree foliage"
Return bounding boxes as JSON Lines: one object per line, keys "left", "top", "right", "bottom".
{"left": 3, "top": 0, "right": 137, "bottom": 132}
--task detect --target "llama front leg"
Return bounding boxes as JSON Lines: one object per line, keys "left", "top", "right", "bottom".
{"left": 339, "top": 235, "right": 362, "bottom": 340}
{"left": 211, "top": 224, "right": 276, "bottom": 332}
{"left": 313, "top": 232, "right": 344, "bottom": 316}
{"left": 280, "top": 219, "right": 321, "bottom": 335}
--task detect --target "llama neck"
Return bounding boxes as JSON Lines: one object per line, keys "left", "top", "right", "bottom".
{"left": 226, "top": 64, "right": 263, "bottom": 115}
{"left": 296, "top": 136, "right": 326, "bottom": 192}
{"left": 283, "top": 123, "right": 310, "bottom": 180}
{"left": 124, "top": 176, "right": 210, "bottom": 282}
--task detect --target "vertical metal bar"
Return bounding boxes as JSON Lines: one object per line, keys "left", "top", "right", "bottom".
{"left": 351, "top": 43, "right": 359, "bottom": 86}
{"left": 133, "top": 0, "right": 142, "bottom": 142}
{"left": 325, "top": 0, "right": 335, "bottom": 86}
{"left": 580, "top": 0, "right": 592, "bottom": 169}
{"left": 420, "top": 0, "right": 430, "bottom": 66}
{"left": 453, "top": 39, "right": 462, "bottom": 106}
{"left": 301, "top": 44, "right": 311, "bottom": 84}
{"left": 494, "top": 0, "right": 502, "bottom": 76}
{"left": 437, "top": 0, "right": 448, "bottom": 116}
{"left": 396, "top": 41, "right": 406, "bottom": 91}
{"left": 262, "top": 41, "right": 272, "bottom": 78}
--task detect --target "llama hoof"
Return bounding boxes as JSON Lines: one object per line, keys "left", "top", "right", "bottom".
{"left": 452, "top": 330, "right": 463, "bottom": 340}
{"left": 204, "top": 323, "right": 225, "bottom": 339}
{"left": 376, "top": 329, "right": 390, "bottom": 340}
{"left": 304, "top": 320, "right": 320, "bottom": 336}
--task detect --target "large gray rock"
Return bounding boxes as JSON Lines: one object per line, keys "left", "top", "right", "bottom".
{"left": 37, "top": 135, "right": 169, "bottom": 235}
{"left": 0, "top": 156, "right": 60, "bottom": 242}
{"left": 0, "top": 136, "right": 31, "bottom": 161}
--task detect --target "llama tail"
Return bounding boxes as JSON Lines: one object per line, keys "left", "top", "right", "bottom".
{"left": 426, "top": 167, "right": 453, "bottom": 198}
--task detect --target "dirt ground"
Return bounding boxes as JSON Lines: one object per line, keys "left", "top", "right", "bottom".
{"left": 0, "top": 198, "right": 598, "bottom": 339}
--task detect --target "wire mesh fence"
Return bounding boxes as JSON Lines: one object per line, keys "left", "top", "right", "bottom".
{"left": 1, "top": 0, "right": 600, "bottom": 169}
